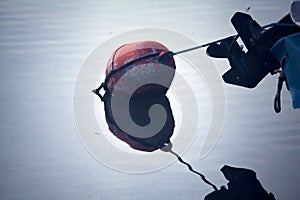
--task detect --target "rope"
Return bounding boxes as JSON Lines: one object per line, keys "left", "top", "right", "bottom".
{"left": 262, "top": 22, "right": 298, "bottom": 28}
{"left": 169, "top": 149, "right": 218, "bottom": 191}
{"left": 170, "top": 36, "right": 237, "bottom": 56}
{"left": 170, "top": 23, "right": 297, "bottom": 57}
{"left": 274, "top": 70, "right": 288, "bottom": 113}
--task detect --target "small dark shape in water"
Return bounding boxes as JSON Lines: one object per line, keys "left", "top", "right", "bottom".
{"left": 204, "top": 165, "right": 276, "bottom": 200}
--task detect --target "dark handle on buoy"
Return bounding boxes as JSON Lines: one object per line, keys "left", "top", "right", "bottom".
{"left": 92, "top": 83, "right": 106, "bottom": 101}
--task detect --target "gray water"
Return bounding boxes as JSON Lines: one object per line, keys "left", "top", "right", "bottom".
{"left": 1, "top": 0, "right": 300, "bottom": 199}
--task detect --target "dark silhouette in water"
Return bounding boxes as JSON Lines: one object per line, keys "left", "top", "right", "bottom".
{"left": 204, "top": 165, "right": 276, "bottom": 200}
{"left": 100, "top": 93, "right": 175, "bottom": 152}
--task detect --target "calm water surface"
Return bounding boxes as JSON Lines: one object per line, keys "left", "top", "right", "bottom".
{"left": 0, "top": 0, "right": 299, "bottom": 199}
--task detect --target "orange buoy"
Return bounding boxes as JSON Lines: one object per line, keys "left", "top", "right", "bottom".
{"left": 105, "top": 41, "right": 176, "bottom": 98}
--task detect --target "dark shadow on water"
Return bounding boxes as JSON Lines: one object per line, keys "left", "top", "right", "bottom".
{"left": 205, "top": 165, "right": 276, "bottom": 200}
{"left": 101, "top": 93, "right": 175, "bottom": 152}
